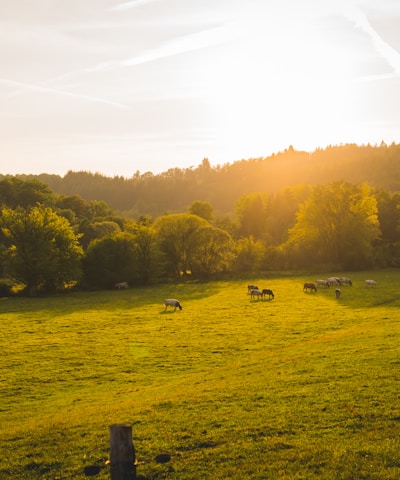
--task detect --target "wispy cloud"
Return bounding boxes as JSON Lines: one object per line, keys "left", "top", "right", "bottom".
{"left": 345, "top": 4, "right": 400, "bottom": 78}
{"left": 89, "top": 25, "right": 236, "bottom": 71}
{"left": 25, "top": 23, "right": 237, "bottom": 90}
{"left": 356, "top": 72, "right": 399, "bottom": 82}
{"left": 2, "top": 1, "right": 239, "bottom": 101}
{"left": 0, "top": 77, "right": 130, "bottom": 109}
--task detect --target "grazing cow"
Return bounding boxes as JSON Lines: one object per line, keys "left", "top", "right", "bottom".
{"left": 250, "top": 289, "right": 263, "bottom": 300}
{"left": 316, "top": 279, "right": 330, "bottom": 288}
{"left": 303, "top": 282, "right": 317, "bottom": 292}
{"left": 340, "top": 277, "right": 352, "bottom": 286}
{"left": 248, "top": 284, "right": 259, "bottom": 293}
{"left": 327, "top": 277, "right": 341, "bottom": 286}
{"left": 261, "top": 288, "right": 275, "bottom": 300}
{"left": 335, "top": 289, "right": 341, "bottom": 298}
{"left": 164, "top": 299, "right": 182, "bottom": 311}
{"left": 365, "top": 279, "right": 377, "bottom": 287}
{"left": 115, "top": 281, "right": 128, "bottom": 289}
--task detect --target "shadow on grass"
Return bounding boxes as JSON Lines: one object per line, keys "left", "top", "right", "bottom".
{"left": 0, "top": 281, "right": 221, "bottom": 317}
{"left": 315, "top": 283, "right": 400, "bottom": 309}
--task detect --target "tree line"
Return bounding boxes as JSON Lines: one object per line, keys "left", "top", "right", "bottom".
{"left": 3, "top": 142, "right": 400, "bottom": 218}
{"left": 1, "top": 174, "right": 400, "bottom": 296}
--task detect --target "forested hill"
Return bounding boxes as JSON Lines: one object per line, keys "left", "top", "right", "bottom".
{"left": 4, "top": 143, "right": 400, "bottom": 218}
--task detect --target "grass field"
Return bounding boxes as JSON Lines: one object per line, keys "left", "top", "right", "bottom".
{"left": 1, "top": 270, "right": 400, "bottom": 479}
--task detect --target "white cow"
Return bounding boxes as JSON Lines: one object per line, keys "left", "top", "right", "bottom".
{"left": 164, "top": 299, "right": 182, "bottom": 311}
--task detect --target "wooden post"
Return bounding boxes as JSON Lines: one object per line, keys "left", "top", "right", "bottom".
{"left": 109, "top": 424, "right": 136, "bottom": 480}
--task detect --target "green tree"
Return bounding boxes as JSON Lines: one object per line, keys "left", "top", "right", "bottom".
{"left": 373, "top": 190, "right": 400, "bottom": 267}
{"left": 91, "top": 221, "right": 121, "bottom": 239}
{"left": 235, "top": 193, "right": 268, "bottom": 240}
{"left": 1, "top": 206, "right": 83, "bottom": 295}
{"left": 0, "top": 177, "right": 53, "bottom": 209}
{"left": 55, "top": 194, "right": 90, "bottom": 221}
{"left": 189, "top": 201, "right": 214, "bottom": 222}
{"left": 87, "top": 200, "right": 114, "bottom": 220}
{"left": 190, "top": 226, "right": 235, "bottom": 277}
{"left": 154, "top": 213, "right": 208, "bottom": 278}
{"left": 284, "top": 181, "right": 380, "bottom": 269}
{"left": 375, "top": 190, "right": 400, "bottom": 244}
{"left": 82, "top": 232, "right": 136, "bottom": 289}
{"left": 125, "top": 221, "right": 162, "bottom": 285}
{"left": 232, "top": 236, "right": 265, "bottom": 274}
{"left": 77, "top": 219, "right": 121, "bottom": 250}
{"left": 265, "top": 186, "right": 312, "bottom": 245}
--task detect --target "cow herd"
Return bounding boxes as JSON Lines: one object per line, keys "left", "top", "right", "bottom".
{"left": 247, "top": 285, "right": 275, "bottom": 301}
{"left": 247, "top": 277, "right": 377, "bottom": 302}
{"left": 314, "top": 277, "right": 352, "bottom": 288}
{"left": 114, "top": 276, "right": 378, "bottom": 311}
{"left": 302, "top": 277, "right": 377, "bottom": 298}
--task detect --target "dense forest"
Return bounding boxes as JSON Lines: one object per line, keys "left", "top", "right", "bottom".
{"left": 1, "top": 142, "right": 400, "bottom": 296}
{"left": 2, "top": 143, "right": 400, "bottom": 218}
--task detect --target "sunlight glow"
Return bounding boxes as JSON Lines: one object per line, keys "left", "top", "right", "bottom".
{"left": 0, "top": 0, "right": 399, "bottom": 175}
{"left": 205, "top": 4, "right": 360, "bottom": 158}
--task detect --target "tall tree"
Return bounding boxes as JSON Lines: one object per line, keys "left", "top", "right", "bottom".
{"left": 284, "top": 181, "right": 380, "bottom": 269}
{"left": 1, "top": 206, "right": 83, "bottom": 295}
{"left": 373, "top": 190, "right": 400, "bottom": 267}
{"left": 190, "top": 226, "right": 235, "bottom": 277}
{"left": 125, "top": 221, "right": 162, "bottom": 285}
{"left": 82, "top": 232, "right": 137, "bottom": 289}
{"left": 265, "top": 186, "right": 312, "bottom": 245}
{"left": 154, "top": 213, "right": 208, "bottom": 278}
{"left": 232, "top": 235, "right": 265, "bottom": 274}
{"left": 375, "top": 190, "right": 400, "bottom": 244}
{"left": 235, "top": 193, "right": 268, "bottom": 240}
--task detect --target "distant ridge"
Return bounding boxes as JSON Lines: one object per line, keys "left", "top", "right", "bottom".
{"left": 3, "top": 143, "right": 399, "bottom": 217}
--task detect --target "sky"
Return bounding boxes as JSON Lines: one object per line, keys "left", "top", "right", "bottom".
{"left": 1, "top": 0, "right": 400, "bottom": 177}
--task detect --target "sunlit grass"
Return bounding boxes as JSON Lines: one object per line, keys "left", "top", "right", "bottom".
{"left": 1, "top": 271, "right": 400, "bottom": 479}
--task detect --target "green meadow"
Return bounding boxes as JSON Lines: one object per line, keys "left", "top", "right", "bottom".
{"left": 1, "top": 270, "right": 400, "bottom": 479}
